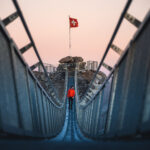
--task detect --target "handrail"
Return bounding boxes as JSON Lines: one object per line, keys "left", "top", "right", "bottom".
{"left": 75, "top": 10, "right": 150, "bottom": 138}
{"left": 11, "top": 0, "right": 61, "bottom": 106}
{"left": 81, "top": 0, "right": 132, "bottom": 103}
{"left": 0, "top": 18, "right": 68, "bottom": 137}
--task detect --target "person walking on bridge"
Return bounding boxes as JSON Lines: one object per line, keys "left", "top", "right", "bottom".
{"left": 67, "top": 86, "right": 75, "bottom": 110}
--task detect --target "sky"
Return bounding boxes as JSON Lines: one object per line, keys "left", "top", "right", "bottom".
{"left": 0, "top": 0, "right": 150, "bottom": 69}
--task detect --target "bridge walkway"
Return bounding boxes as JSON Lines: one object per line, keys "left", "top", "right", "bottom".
{"left": 0, "top": 77, "right": 150, "bottom": 150}
{"left": 51, "top": 77, "right": 90, "bottom": 142}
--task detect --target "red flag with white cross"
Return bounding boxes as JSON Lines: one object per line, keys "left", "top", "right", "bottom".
{"left": 69, "top": 17, "right": 78, "bottom": 28}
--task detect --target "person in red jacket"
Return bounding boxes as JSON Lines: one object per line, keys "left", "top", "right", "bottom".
{"left": 67, "top": 86, "right": 75, "bottom": 110}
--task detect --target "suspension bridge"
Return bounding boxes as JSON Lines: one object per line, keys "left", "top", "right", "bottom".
{"left": 0, "top": 0, "right": 150, "bottom": 149}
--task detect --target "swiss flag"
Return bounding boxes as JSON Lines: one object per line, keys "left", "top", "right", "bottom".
{"left": 69, "top": 17, "right": 78, "bottom": 28}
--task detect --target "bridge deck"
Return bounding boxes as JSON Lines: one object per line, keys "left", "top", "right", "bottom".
{"left": 0, "top": 78, "right": 150, "bottom": 150}
{"left": 51, "top": 77, "right": 90, "bottom": 142}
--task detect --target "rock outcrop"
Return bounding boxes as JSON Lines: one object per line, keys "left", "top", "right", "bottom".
{"left": 77, "top": 70, "right": 106, "bottom": 96}
{"left": 33, "top": 71, "right": 65, "bottom": 101}
{"left": 58, "top": 56, "right": 86, "bottom": 72}
{"left": 59, "top": 56, "right": 83, "bottom": 63}
{"left": 34, "top": 56, "right": 106, "bottom": 99}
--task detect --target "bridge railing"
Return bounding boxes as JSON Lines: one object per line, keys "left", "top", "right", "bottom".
{"left": 0, "top": 0, "right": 68, "bottom": 138}
{"left": 2, "top": 0, "right": 61, "bottom": 105}
{"left": 75, "top": 1, "right": 150, "bottom": 139}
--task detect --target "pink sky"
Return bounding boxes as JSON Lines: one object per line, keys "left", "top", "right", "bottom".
{"left": 0, "top": 0, "right": 150, "bottom": 69}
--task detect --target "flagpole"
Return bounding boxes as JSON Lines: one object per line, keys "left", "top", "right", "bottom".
{"left": 69, "top": 15, "right": 71, "bottom": 56}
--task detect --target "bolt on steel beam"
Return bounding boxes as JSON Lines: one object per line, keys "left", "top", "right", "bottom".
{"left": 102, "top": 62, "right": 113, "bottom": 71}
{"left": 30, "top": 62, "right": 41, "bottom": 70}
{"left": 111, "top": 44, "right": 123, "bottom": 55}
{"left": 2, "top": 11, "right": 19, "bottom": 26}
{"left": 20, "top": 43, "right": 32, "bottom": 54}
{"left": 125, "top": 13, "right": 141, "bottom": 28}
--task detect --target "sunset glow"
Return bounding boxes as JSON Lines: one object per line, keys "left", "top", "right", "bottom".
{"left": 0, "top": 0, "right": 149, "bottom": 68}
